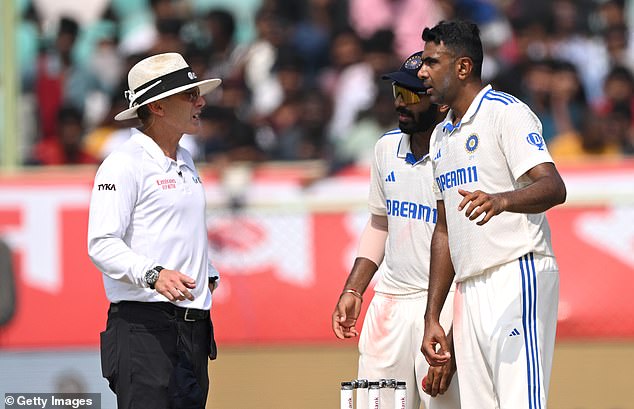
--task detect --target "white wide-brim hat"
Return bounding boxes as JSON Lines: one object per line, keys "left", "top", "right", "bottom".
{"left": 115, "top": 52, "right": 221, "bottom": 121}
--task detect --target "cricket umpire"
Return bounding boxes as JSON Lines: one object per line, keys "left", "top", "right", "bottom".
{"left": 88, "top": 53, "right": 221, "bottom": 409}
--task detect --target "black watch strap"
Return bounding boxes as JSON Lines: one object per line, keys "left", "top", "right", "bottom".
{"left": 147, "top": 266, "right": 164, "bottom": 289}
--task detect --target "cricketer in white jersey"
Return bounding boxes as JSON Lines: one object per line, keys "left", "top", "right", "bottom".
{"left": 333, "top": 51, "right": 460, "bottom": 409}
{"left": 418, "top": 20, "right": 567, "bottom": 409}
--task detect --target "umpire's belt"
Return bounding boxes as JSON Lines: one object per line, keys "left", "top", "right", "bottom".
{"left": 175, "top": 306, "right": 209, "bottom": 322}
{"left": 113, "top": 301, "right": 209, "bottom": 322}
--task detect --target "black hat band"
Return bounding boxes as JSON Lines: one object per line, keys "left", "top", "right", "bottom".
{"left": 126, "top": 67, "right": 198, "bottom": 107}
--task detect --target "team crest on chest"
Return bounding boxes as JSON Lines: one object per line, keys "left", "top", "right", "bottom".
{"left": 465, "top": 134, "right": 479, "bottom": 153}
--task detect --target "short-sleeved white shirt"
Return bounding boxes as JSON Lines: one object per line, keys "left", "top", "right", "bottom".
{"left": 87, "top": 130, "right": 218, "bottom": 309}
{"left": 430, "top": 85, "right": 556, "bottom": 282}
{"left": 369, "top": 129, "right": 438, "bottom": 294}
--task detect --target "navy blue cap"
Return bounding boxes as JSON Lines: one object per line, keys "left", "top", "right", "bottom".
{"left": 381, "top": 51, "right": 427, "bottom": 92}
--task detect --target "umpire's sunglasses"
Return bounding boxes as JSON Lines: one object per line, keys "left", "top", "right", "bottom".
{"left": 176, "top": 87, "right": 201, "bottom": 103}
{"left": 392, "top": 83, "right": 427, "bottom": 104}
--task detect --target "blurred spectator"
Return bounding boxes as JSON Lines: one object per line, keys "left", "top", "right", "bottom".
{"left": 594, "top": 65, "right": 634, "bottom": 126}
{"left": 348, "top": 0, "right": 445, "bottom": 59}
{"left": 28, "top": 105, "right": 98, "bottom": 166}
{"left": 255, "top": 89, "right": 332, "bottom": 161}
{"left": 317, "top": 27, "right": 364, "bottom": 99}
{"left": 518, "top": 59, "right": 557, "bottom": 142}
{"left": 597, "top": 0, "right": 630, "bottom": 29}
{"left": 194, "top": 105, "right": 263, "bottom": 164}
{"left": 83, "top": 93, "right": 136, "bottom": 161}
{"left": 547, "top": 0, "right": 608, "bottom": 103}
{"left": 201, "top": 9, "right": 246, "bottom": 80}
{"left": 116, "top": 0, "right": 186, "bottom": 56}
{"left": 35, "top": 16, "right": 100, "bottom": 139}
{"left": 327, "top": 29, "right": 398, "bottom": 143}
{"left": 549, "top": 61, "right": 589, "bottom": 140}
{"left": 237, "top": 8, "right": 290, "bottom": 117}
{"left": 601, "top": 23, "right": 634, "bottom": 75}
{"left": 494, "top": 15, "right": 550, "bottom": 96}
{"left": 150, "top": 18, "right": 187, "bottom": 55}
{"left": 516, "top": 59, "right": 588, "bottom": 144}
{"left": 288, "top": 0, "right": 349, "bottom": 86}
{"left": 332, "top": 80, "right": 396, "bottom": 169}
{"left": 190, "top": 0, "right": 261, "bottom": 44}
{"left": 605, "top": 103, "right": 634, "bottom": 154}
{"left": 215, "top": 77, "right": 253, "bottom": 122}
{"left": 548, "top": 111, "right": 624, "bottom": 160}
{"left": 17, "top": 2, "right": 43, "bottom": 91}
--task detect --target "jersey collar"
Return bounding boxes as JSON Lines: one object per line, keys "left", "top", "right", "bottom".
{"left": 131, "top": 129, "right": 192, "bottom": 172}
{"left": 397, "top": 133, "right": 429, "bottom": 165}
{"left": 442, "top": 84, "right": 492, "bottom": 134}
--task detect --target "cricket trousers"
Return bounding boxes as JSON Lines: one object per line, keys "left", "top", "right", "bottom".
{"left": 100, "top": 301, "right": 217, "bottom": 409}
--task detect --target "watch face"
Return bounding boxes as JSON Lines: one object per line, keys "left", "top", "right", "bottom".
{"left": 145, "top": 269, "right": 159, "bottom": 285}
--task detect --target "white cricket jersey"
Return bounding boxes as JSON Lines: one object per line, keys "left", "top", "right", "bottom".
{"left": 368, "top": 129, "right": 437, "bottom": 294}
{"left": 87, "top": 130, "right": 219, "bottom": 309}
{"left": 431, "top": 85, "right": 556, "bottom": 282}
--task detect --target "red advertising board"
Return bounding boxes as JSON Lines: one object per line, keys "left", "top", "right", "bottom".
{"left": 0, "top": 162, "right": 633, "bottom": 348}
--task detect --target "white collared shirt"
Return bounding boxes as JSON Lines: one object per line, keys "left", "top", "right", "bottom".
{"left": 88, "top": 129, "right": 218, "bottom": 309}
{"left": 430, "top": 85, "right": 556, "bottom": 282}
{"left": 368, "top": 129, "right": 437, "bottom": 294}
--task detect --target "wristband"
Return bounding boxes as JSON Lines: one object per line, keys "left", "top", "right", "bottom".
{"left": 342, "top": 289, "right": 363, "bottom": 299}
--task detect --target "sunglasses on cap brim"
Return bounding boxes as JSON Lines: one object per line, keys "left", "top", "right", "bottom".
{"left": 392, "top": 83, "right": 427, "bottom": 104}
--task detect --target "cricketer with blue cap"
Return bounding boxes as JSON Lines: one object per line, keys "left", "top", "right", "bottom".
{"left": 381, "top": 51, "right": 429, "bottom": 93}
{"left": 332, "top": 50, "right": 460, "bottom": 409}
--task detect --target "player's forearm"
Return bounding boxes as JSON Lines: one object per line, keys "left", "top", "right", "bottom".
{"left": 342, "top": 215, "right": 387, "bottom": 295}
{"left": 342, "top": 257, "right": 379, "bottom": 296}
{"left": 425, "top": 225, "right": 454, "bottom": 322}
{"left": 500, "top": 163, "right": 567, "bottom": 214}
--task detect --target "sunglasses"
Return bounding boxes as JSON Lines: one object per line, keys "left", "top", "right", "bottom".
{"left": 177, "top": 87, "right": 201, "bottom": 103}
{"left": 392, "top": 83, "right": 427, "bottom": 104}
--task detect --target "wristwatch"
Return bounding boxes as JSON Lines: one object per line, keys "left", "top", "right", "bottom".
{"left": 145, "top": 266, "right": 164, "bottom": 289}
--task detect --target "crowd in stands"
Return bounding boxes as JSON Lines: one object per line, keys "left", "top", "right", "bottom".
{"left": 15, "top": 0, "right": 634, "bottom": 168}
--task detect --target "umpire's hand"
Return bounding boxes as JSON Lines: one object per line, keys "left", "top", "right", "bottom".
{"left": 155, "top": 269, "right": 196, "bottom": 301}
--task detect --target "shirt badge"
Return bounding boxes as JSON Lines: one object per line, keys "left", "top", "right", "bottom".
{"left": 526, "top": 132, "right": 545, "bottom": 151}
{"left": 465, "top": 134, "right": 479, "bottom": 153}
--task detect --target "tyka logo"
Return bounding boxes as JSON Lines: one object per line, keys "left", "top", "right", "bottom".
{"left": 97, "top": 183, "right": 116, "bottom": 191}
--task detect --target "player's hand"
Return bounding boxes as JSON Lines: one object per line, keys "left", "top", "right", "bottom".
{"left": 457, "top": 188, "right": 507, "bottom": 225}
{"left": 332, "top": 293, "right": 362, "bottom": 339}
{"left": 154, "top": 269, "right": 196, "bottom": 301}
{"left": 421, "top": 320, "right": 451, "bottom": 366}
{"left": 422, "top": 352, "right": 457, "bottom": 397}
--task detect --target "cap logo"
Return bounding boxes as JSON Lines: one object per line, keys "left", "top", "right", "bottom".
{"left": 188, "top": 71, "right": 197, "bottom": 80}
{"left": 404, "top": 55, "right": 423, "bottom": 70}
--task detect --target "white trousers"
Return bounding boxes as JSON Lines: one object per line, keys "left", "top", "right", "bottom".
{"left": 453, "top": 253, "right": 559, "bottom": 409}
{"left": 358, "top": 291, "right": 460, "bottom": 409}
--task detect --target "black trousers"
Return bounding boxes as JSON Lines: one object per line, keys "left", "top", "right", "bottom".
{"left": 100, "top": 301, "right": 217, "bottom": 409}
